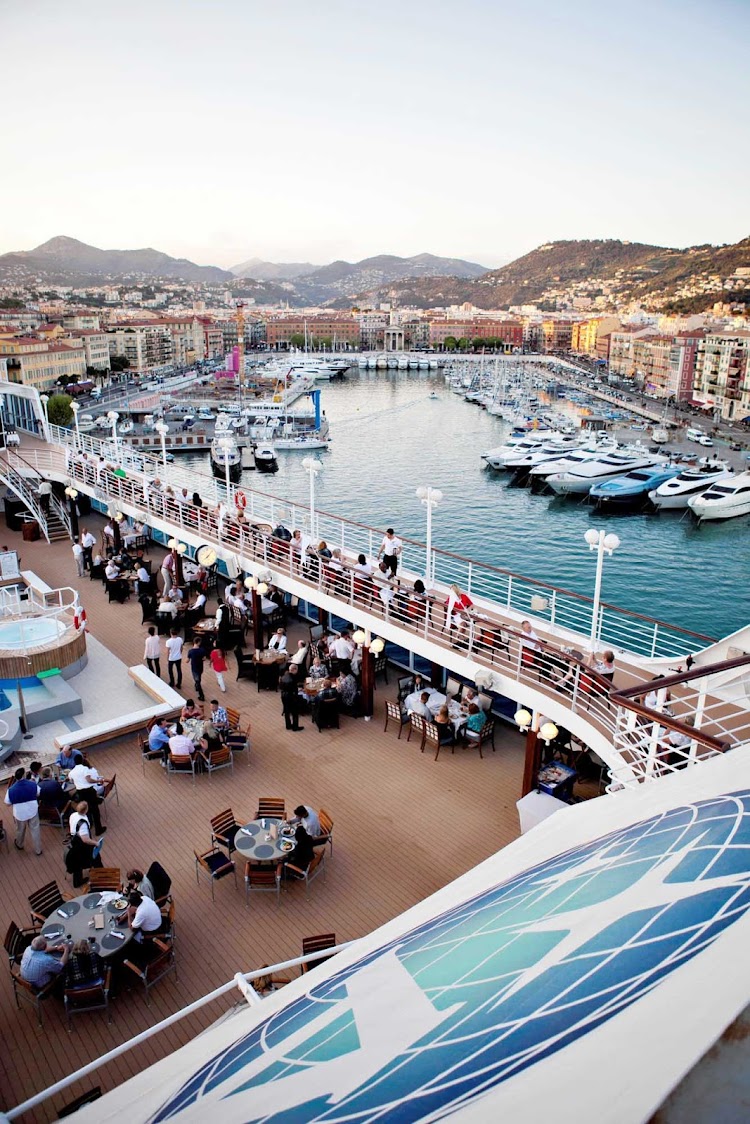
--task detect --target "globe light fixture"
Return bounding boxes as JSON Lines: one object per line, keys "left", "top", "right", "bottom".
{"left": 539, "top": 720, "right": 559, "bottom": 744}
{"left": 514, "top": 708, "right": 532, "bottom": 731}
{"left": 370, "top": 637, "right": 385, "bottom": 655}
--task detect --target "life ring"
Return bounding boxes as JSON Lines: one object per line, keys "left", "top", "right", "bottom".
{"left": 235, "top": 491, "right": 247, "bottom": 509}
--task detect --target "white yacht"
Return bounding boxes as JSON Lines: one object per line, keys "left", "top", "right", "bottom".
{"left": 398, "top": 356, "right": 409, "bottom": 370}
{"left": 649, "top": 460, "right": 734, "bottom": 510}
{"left": 504, "top": 435, "right": 584, "bottom": 473}
{"left": 481, "top": 431, "right": 559, "bottom": 470}
{"left": 357, "top": 355, "right": 369, "bottom": 368}
{"left": 547, "top": 447, "right": 664, "bottom": 496}
{"left": 210, "top": 432, "right": 242, "bottom": 482}
{"left": 529, "top": 444, "right": 619, "bottom": 489}
{"left": 687, "top": 471, "right": 750, "bottom": 521}
{"left": 254, "top": 443, "right": 278, "bottom": 473}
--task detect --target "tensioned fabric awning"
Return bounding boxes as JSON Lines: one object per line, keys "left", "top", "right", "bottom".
{"left": 73, "top": 752, "right": 750, "bottom": 1124}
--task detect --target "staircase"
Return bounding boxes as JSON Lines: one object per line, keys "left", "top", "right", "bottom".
{"left": 0, "top": 448, "right": 72, "bottom": 544}
{"left": 45, "top": 504, "right": 70, "bottom": 542}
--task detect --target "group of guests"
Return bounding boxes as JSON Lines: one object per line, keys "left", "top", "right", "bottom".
{"left": 147, "top": 698, "right": 231, "bottom": 767}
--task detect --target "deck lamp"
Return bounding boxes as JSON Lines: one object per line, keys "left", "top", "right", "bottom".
{"left": 154, "top": 421, "right": 170, "bottom": 476}
{"left": 540, "top": 721, "right": 559, "bottom": 745}
{"left": 370, "top": 638, "right": 385, "bottom": 655}
{"left": 70, "top": 401, "right": 80, "bottom": 445}
{"left": 64, "top": 486, "right": 78, "bottom": 500}
{"left": 415, "top": 486, "right": 443, "bottom": 584}
{"left": 514, "top": 708, "right": 532, "bottom": 732}
{"left": 584, "top": 529, "right": 621, "bottom": 649}
{"left": 107, "top": 410, "right": 120, "bottom": 457}
{"left": 352, "top": 629, "right": 367, "bottom": 646}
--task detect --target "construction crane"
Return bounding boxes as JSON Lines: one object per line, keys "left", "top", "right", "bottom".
{"left": 236, "top": 300, "right": 245, "bottom": 404}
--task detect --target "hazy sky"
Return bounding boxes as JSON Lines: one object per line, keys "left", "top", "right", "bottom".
{"left": 1, "top": 0, "right": 748, "bottom": 268}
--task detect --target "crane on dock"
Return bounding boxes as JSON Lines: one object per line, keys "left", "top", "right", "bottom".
{"left": 236, "top": 300, "right": 245, "bottom": 405}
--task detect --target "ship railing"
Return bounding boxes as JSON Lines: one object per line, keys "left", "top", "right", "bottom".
{"left": 607, "top": 656, "right": 750, "bottom": 790}
{"left": 32, "top": 422, "right": 716, "bottom": 660}
{"left": 3, "top": 446, "right": 73, "bottom": 539}
{"left": 4, "top": 941, "right": 357, "bottom": 1122}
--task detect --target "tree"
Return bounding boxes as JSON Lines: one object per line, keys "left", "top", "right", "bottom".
{"left": 46, "top": 394, "right": 73, "bottom": 428}
{"left": 56, "top": 374, "right": 73, "bottom": 388}
{"left": 457, "top": 338, "right": 471, "bottom": 352}
{"left": 444, "top": 336, "right": 458, "bottom": 351}
{"left": 472, "top": 337, "right": 486, "bottom": 352}
{"left": 289, "top": 333, "right": 305, "bottom": 349}
{"left": 110, "top": 355, "right": 130, "bottom": 372}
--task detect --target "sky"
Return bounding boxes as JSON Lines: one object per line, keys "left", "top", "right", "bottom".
{"left": 1, "top": 0, "right": 748, "bottom": 270}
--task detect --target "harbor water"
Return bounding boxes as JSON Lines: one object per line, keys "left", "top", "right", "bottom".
{"left": 180, "top": 371, "right": 750, "bottom": 642}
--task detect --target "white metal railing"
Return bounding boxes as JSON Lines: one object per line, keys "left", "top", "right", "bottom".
{"left": 0, "top": 456, "right": 52, "bottom": 543}
{"left": 2, "top": 446, "right": 72, "bottom": 539}
{"left": 6, "top": 942, "right": 356, "bottom": 1121}
{"left": 30, "top": 421, "right": 713, "bottom": 660}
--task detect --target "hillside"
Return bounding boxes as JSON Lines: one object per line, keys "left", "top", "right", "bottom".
{"left": 0, "top": 236, "right": 232, "bottom": 284}
{"left": 229, "top": 257, "right": 320, "bottom": 280}
{"left": 348, "top": 238, "right": 750, "bottom": 312}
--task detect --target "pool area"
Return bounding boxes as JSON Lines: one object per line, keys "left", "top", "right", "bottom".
{"left": 0, "top": 617, "right": 65, "bottom": 648}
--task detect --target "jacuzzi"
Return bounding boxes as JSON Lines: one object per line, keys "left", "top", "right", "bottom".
{"left": 0, "top": 618, "right": 66, "bottom": 649}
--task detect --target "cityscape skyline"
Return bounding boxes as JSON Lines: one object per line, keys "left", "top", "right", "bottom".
{"left": 2, "top": 0, "right": 748, "bottom": 268}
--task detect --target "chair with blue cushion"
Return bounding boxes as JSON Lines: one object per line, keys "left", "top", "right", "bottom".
{"left": 194, "top": 847, "right": 236, "bottom": 901}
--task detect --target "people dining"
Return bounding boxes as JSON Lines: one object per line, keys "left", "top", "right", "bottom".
{"left": 284, "top": 824, "right": 315, "bottom": 876}
{"left": 268, "top": 627, "right": 288, "bottom": 653}
{"left": 464, "top": 702, "right": 485, "bottom": 734}
{"left": 181, "top": 699, "right": 203, "bottom": 721}
{"left": 434, "top": 705, "right": 456, "bottom": 745}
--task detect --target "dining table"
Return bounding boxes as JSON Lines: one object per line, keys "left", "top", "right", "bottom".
{"left": 192, "top": 618, "right": 218, "bottom": 636}
{"left": 234, "top": 818, "right": 296, "bottom": 864}
{"left": 40, "top": 891, "right": 134, "bottom": 959}
{"left": 403, "top": 688, "right": 465, "bottom": 734}
{"left": 181, "top": 717, "right": 206, "bottom": 745}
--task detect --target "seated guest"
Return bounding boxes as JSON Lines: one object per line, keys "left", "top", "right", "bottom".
{"left": 464, "top": 702, "right": 486, "bottom": 735}
{"left": 135, "top": 563, "right": 151, "bottom": 595}
{"left": 591, "top": 649, "right": 616, "bottom": 681}
{"left": 317, "top": 540, "right": 332, "bottom": 560}
{"left": 199, "top": 721, "right": 223, "bottom": 755}
{"left": 354, "top": 553, "right": 373, "bottom": 577}
{"left": 65, "top": 939, "right": 104, "bottom": 989}
{"left": 209, "top": 699, "right": 229, "bottom": 730}
{"left": 311, "top": 678, "right": 338, "bottom": 723}
{"left": 148, "top": 718, "right": 171, "bottom": 757}
{"left": 167, "top": 585, "right": 184, "bottom": 604}
{"left": 118, "top": 890, "right": 162, "bottom": 940}
{"left": 181, "top": 698, "right": 203, "bottom": 720}
{"left": 291, "top": 804, "right": 321, "bottom": 838}
{"left": 290, "top": 640, "right": 309, "bottom": 668}
{"left": 284, "top": 824, "right": 315, "bottom": 877}
{"left": 268, "top": 627, "right": 287, "bottom": 653}
{"left": 157, "top": 597, "right": 178, "bottom": 620}
{"left": 336, "top": 671, "right": 359, "bottom": 713}
{"left": 21, "top": 936, "right": 70, "bottom": 989}
{"left": 125, "top": 868, "right": 155, "bottom": 899}
{"left": 105, "top": 559, "right": 120, "bottom": 581}
{"left": 460, "top": 687, "right": 478, "bottom": 711}
{"left": 55, "top": 745, "right": 83, "bottom": 770}
{"left": 434, "top": 705, "right": 455, "bottom": 745}
{"left": 273, "top": 521, "right": 292, "bottom": 542}
{"left": 187, "top": 589, "right": 207, "bottom": 620}
{"left": 167, "top": 721, "right": 196, "bottom": 761}
{"left": 409, "top": 691, "right": 433, "bottom": 721}
{"left": 308, "top": 656, "right": 329, "bottom": 680}
{"left": 39, "top": 767, "right": 68, "bottom": 811}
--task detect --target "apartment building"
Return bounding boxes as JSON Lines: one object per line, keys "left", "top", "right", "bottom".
{"left": 632, "top": 336, "right": 673, "bottom": 396}
{"left": 571, "top": 317, "right": 622, "bottom": 355}
{"left": 69, "top": 330, "right": 111, "bottom": 373}
{"left": 428, "top": 319, "right": 523, "bottom": 349}
{"left": 107, "top": 323, "right": 173, "bottom": 371}
{"left": 541, "top": 319, "right": 574, "bottom": 352}
{"left": 0, "top": 337, "right": 86, "bottom": 391}
{"left": 358, "top": 313, "right": 389, "bottom": 350}
{"left": 607, "top": 328, "right": 658, "bottom": 378}
{"left": 669, "top": 330, "right": 705, "bottom": 402}
{"left": 694, "top": 332, "right": 750, "bottom": 420}
{"left": 266, "top": 316, "right": 360, "bottom": 350}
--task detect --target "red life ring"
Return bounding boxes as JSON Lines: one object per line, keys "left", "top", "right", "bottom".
{"left": 235, "top": 491, "right": 247, "bottom": 509}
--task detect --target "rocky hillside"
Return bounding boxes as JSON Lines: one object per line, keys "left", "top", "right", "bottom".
{"left": 0, "top": 236, "right": 233, "bottom": 284}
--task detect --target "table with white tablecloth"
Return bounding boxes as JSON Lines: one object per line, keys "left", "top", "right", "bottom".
{"left": 404, "top": 689, "right": 465, "bottom": 734}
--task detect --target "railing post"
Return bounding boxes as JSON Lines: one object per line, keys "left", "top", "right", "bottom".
{"left": 506, "top": 575, "right": 513, "bottom": 608}
{"left": 650, "top": 622, "right": 659, "bottom": 658}
{"left": 466, "top": 562, "right": 473, "bottom": 595}
{"left": 549, "top": 589, "right": 556, "bottom": 626}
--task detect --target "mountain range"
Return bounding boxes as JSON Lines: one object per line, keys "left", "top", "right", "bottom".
{"left": 0, "top": 236, "right": 233, "bottom": 284}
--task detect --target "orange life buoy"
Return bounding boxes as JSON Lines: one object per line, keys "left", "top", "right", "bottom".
{"left": 235, "top": 491, "right": 247, "bottom": 509}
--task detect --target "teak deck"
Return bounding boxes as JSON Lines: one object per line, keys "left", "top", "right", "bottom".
{"left": 0, "top": 520, "right": 526, "bottom": 1120}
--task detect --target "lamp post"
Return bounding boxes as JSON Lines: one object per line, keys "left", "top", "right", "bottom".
{"left": 154, "top": 421, "right": 170, "bottom": 480}
{"left": 516, "top": 709, "right": 558, "bottom": 797}
{"left": 167, "top": 537, "right": 187, "bottom": 586}
{"left": 244, "top": 575, "right": 269, "bottom": 653}
{"left": 583, "top": 529, "right": 621, "bottom": 650}
{"left": 64, "top": 486, "right": 79, "bottom": 539}
{"left": 352, "top": 629, "right": 384, "bottom": 719}
{"left": 302, "top": 456, "right": 323, "bottom": 541}
{"left": 107, "top": 410, "right": 120, "bottom": 458}
{"left": 39, "top": 394, "right": 50, "bottom": 439}
{"left": 70, "top": 401, "right": 80, "bottom": 448}
{"left": 415, "top": 486, "right": 443, "bottom": 584}
{"left": 218, "top": 437, "right": 235, "bottom": 502}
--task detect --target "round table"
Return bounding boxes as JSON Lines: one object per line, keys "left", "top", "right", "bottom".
{"left": 192, "top": 619, "right": 217, "bottom": 635}
{"left": 40, "top": 892, "right": 134, "bottom": 959}
{"left": 234, "top": 819, "right": 295, "bottom": 864}
{"left": 181, "top": 718, "right": 206, "bottom": 744}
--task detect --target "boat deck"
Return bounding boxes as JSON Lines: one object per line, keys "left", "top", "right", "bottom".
{"left": 0, "top": 522, "right": 532, "bottom": 1121}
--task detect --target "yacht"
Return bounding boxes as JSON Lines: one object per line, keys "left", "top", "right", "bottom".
{"left": 528, "top": 445, "right": 619, "bottom": 491}
{"left": 254, "top": 444, "right": 278, "bottom": 473}
{"left": 77, "top": 413, "right": 95, "bottom": 432}
{"left": 357, "top": 355, "right": 369, "bottom": 368}
{"left": 210, "top": 432, "right": 242, "bottom": 482}
{"left": 688, "top": 471, "right": 750, "bottom": 521}
{"left": 547, "top": 448, "right": 664, "bottom": 496}
{"left": 398, "top": 356, "right": 409, "bottom": 370}
{"left": 649, "top": 460, "right": 734, "bottom": 510}
{"left": 590, "top": 465, "right": 681, "bottom": 509}
{"left": 481, "top": 432, "right": 559, "bottom": 470}
{"left": 504, "top": 435, "right": 584, "bottom": 474}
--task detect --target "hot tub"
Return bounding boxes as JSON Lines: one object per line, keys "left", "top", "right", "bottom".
{"left": 0, "top": 618, "right": 66, "bottom": 649}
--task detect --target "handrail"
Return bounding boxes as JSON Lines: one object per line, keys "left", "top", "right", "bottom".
{"left": 32, "top": 420, "right": 712, "bottom": 658}
{"left": 5, "top": 941, "right": 356, "bottom": 1121}
{"left": 0, "top": 458, "right": 50, "bottom": 543}
{"left": 4, "top": 446, "right": 72, "bottom": 539}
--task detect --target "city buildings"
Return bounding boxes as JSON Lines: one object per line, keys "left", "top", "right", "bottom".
{"left": 0, "top": 336, "right": 86, "bottom": 390}
{"left": 693, "top": 332, "right": 750, "bottom": 420}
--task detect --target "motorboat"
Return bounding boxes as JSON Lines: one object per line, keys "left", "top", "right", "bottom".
{"left": 119, "top": 420, "right": 134, "bottom": 435}
{"left": 687, "top": 471, "right": 750, "bottom": 521}
{"left": 428, "top": 391, "right": 440, "bottom": 400}
{"left": 590, "top": 465, "right": 681, "bottom": 509}
{"left": 547, "top": 447, "right": 665, "bottom": 496}
{"left": 649, "top": 460, "right": 734, "bottom": 510}
{"left": 481, "top": 431, "right": 560, "bottom": 470}
{"left": 357, "top": 356, "right": 369, "bottom": 368}
{"left": 210, "top": 432, "right": 242, "bottom": 482}
{"left": 529, "top": 446, "right": 619, "bottom": 490}
{"left": 77, "top": 414, "right": 95, "bottom": 432}
{"left": 197, "top": 409, "right": 215, "bottom": 422}
{"left": 398, "top": 357, "right": 409, "bottom": 370}
{"left": 254, "top": 444, "right": 278, "bottom": 473}
{"left": 230, "top": 416, "right": 246, "bottom": 430}
{"left": 504, "top": 435, "right": 585, "bottom": 473}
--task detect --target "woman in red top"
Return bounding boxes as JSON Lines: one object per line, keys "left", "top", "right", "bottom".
{"left": 209, "top": 645, "right": 228, "bottom": 693}
{"left": 447, "top": 584, "right": 473, "bottom": 642}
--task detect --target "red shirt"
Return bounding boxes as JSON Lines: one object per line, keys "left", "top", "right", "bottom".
{"left": 454, "top": 593, "right": 472, "bottom": 613}
{"left": 210, "top": 650, "right": 227, "bottom": 672}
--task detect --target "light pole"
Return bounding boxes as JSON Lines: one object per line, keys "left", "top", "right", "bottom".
{"left": 218, "top": 436, "right": 235, "bottom": 502}
{"left": 352, "top": 629, "right": 384, "bottom": 720}
{"left": 584, "top": 528, "right": 620, "bottom": 650}
{"left": 302, "top": 456, "right": 323, "bottom": 541}
{"left": 107, "top": 410, "right": 120, "bottom": 458}
{"left": 64, "top": 486, "right": 79, "bottom": 539}
{"left": 415, "top": 486, "right": 443, "bottom": 584}
{"left": 70, "top": 401, "right": 80, "bottom": 448}
{"left": 515, "top": 709, "right": 558, "bottom": 797}
{"left": 39, "top": 394, "right": 50, "bottom": 438}
{"left": 154, "top": 421, "right": 169, "bottom": 478}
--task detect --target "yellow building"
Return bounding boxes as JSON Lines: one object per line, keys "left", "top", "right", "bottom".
{"left": 0, "top": 337, "right": 86, "bottom": 391}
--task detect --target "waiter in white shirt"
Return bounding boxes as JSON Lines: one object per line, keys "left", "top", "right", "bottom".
{"left": 377, "top": 527, "right": 402, "bottom": 577}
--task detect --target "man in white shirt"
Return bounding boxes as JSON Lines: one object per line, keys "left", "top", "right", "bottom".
{"left": 81, "top": 528, "right": 97, "bottom": 570}
{"left": 67, "top": 762, "right": 105, "bottom": 832}
{"left": 158, "top": 598, "right": 178, "bottom": 620}
{"left": 377, "top": 528, "right": 402, "bottom": 577}
{"left": 72, "top": 539, "right": 84, "bottom": 577}
{"left": 332, "top": 632, "right": 354, "bottom": 661}
{"left": 168, "top": 723, "right": 195, "bottom": 760}
{"left": 165, "top": 629, "right": 184, "bottom": 687}
{"left": 144, "top": 627, "right": 161, "bottom": 677}
{"left": 290, "top": 641, "right": 308, "bottom": 667}
{"left": 135, "top": 564, "right": 150, "bottom": 594}
{"left": 105, "top": 559, "right": 120, "bottom": 581}
{"left": 38, "top": 478, "right": 52, "bottom": 515}
{"left": 119, "top": 890, "right": 162, "bottom": 944}
{"left": 291, "top": 804, "right": 321, "bottom": 838}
